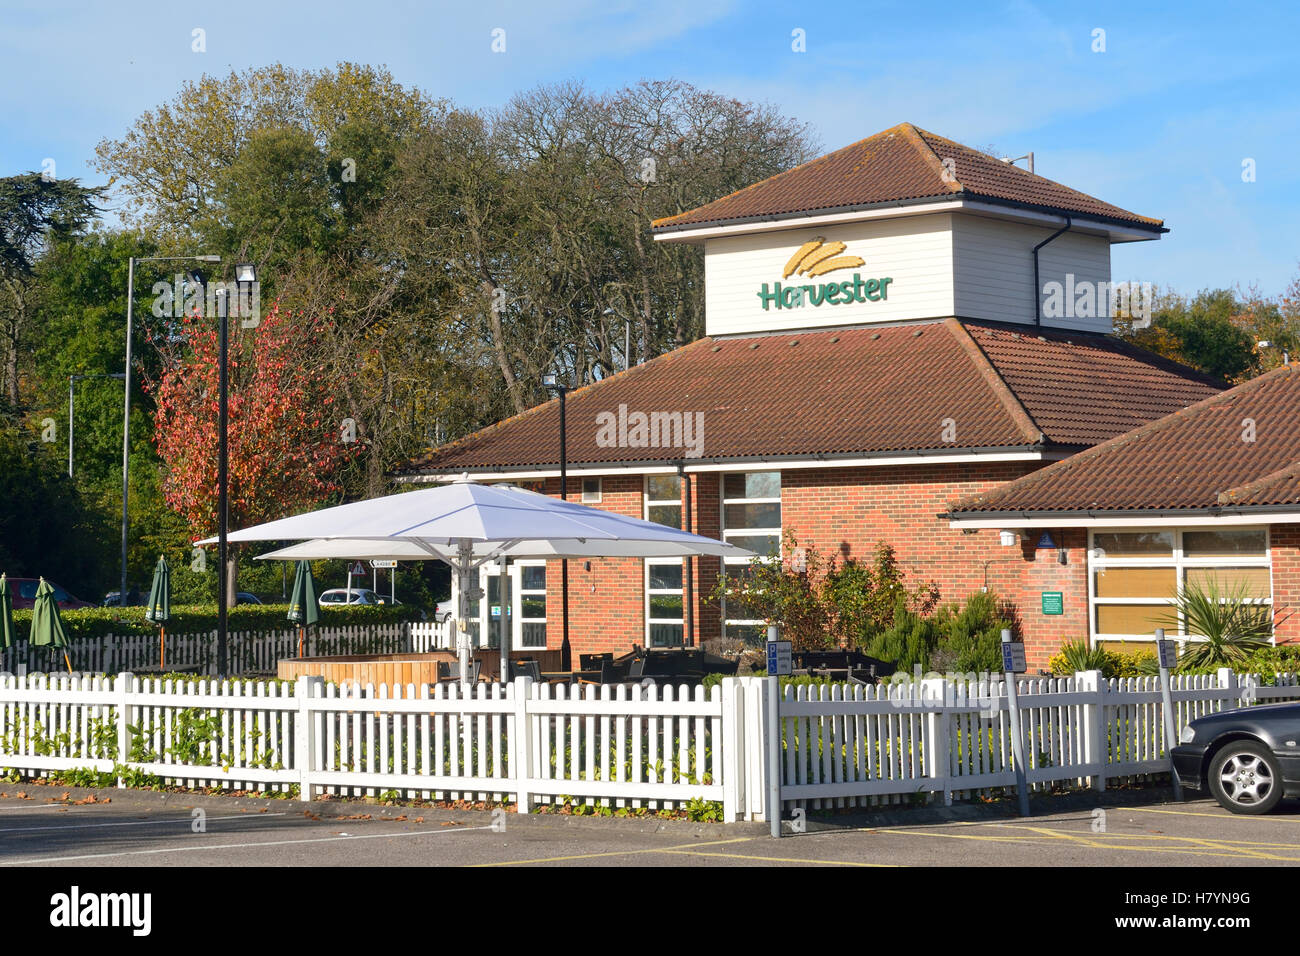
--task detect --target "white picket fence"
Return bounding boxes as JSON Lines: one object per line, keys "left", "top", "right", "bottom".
{"left": 0, "top": 624, "right": 411, "bottom": 676}
{"left": 0, "top": 668, "right": 1296, "bottom": 822}
{"left": 409, "top": 620, "right": 454, "bottom": 651}
{"left": 0, "top": 673, "right": 733, "bottom": 814}
{"left": 761, "top": 669, "right": 1300, "bottom": 817}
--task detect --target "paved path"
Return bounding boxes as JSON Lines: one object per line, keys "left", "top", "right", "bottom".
{"left": 0, "top": 786, "right": 1296, "bottom": 867}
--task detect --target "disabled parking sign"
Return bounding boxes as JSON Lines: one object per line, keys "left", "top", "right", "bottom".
{"left": 766, "top": 640, "right": 792, "bottom": 676}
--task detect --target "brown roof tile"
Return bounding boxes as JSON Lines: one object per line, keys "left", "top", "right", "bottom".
{"left": 398, "top": 320, "right": 1222, "bottom": 476}
{"left": 652, "top": 123, "right": 1162, "bottom": 233}
{"left": 950, "top": 364, "right": 1300, "bottom": 515}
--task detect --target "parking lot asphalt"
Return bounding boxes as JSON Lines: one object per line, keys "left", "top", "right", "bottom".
{"left": 0, "top": 785, "right": 1295, "bottom": 867}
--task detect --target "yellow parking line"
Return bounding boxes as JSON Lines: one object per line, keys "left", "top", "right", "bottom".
{"left": 881, "top": 824, "right": 1300, "bottom": 861}
{"left": 471, "top": 837, "right": 755, "bottom": 867}
{"left": 658, "top": 849, "right": 896, "bottom": 866}
{"left": 1123, "top": 806, "right": 1286, "bottom": 820}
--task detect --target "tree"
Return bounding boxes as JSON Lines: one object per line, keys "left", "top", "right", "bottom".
{"left": 149, "top": 302, "right": 358, "bottom": 601}
{"left": 0, "top": 174, "right": 104, "bottom": 408}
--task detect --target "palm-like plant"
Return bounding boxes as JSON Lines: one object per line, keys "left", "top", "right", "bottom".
{"left": 1155, "top": 579, "right": 1278, "bottom": 670}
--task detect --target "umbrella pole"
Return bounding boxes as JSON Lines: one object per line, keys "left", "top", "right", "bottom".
{"left": 63, "top": 651, "right": 72, "bottom": 674}
{"left": 298, "top": 626, "right": 304, "bottom": 659}
{"left": 160, "top": 626, "right": 166, "bottom": 670}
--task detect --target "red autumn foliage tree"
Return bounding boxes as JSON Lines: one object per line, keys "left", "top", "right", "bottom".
{"left": 150, "top": 302, "right": 359, "bottom": 553}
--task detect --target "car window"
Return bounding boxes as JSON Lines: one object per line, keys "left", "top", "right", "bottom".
{"left": 16, "top": 581, "right": 37, "bottom": 599}
{"left": 53, "top": 586, "right": 69, "bottom": 601}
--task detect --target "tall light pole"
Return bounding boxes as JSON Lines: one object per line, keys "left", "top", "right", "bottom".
{"left": 542, "top": 373, "right": 570, "bottom": 670}
{"left": 121, "top": 254, "right": 220, "bottom": 608}
{"left": 69, "top": 373, "right": 125, "bottom": 477}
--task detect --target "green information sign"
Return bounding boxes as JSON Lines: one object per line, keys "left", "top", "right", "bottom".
{"left": 1041, "top": 591, "right": 1064, "bottom": 615}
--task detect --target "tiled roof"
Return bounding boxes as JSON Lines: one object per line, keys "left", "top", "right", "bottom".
{"left": 396, "top": 320, "right": 1223, "bottom": 476}
{"left": 949, "top": 364, "right": 1300, "bottom": 515}
{"left": 652, "top": 123, "right": 1162, "bottom": 233}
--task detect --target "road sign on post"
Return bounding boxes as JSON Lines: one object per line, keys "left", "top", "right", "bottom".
{"left": 766, "top": 640, "right": 792, "bottom": 676}
{"left": 370, "top": 559, "right": 397, "bottom": 569}
{"left": 1154, "top": 628, "right": 1184, "bottom": 802}
{"left": 1001, "top": 629, "right": 1031, "bottom": 817}
{"left": 766, "top": 624, "right": 784, "bottom": 838}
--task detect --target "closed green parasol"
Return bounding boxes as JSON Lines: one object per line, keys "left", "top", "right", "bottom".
{"left": 0, "top": 574, "right": 14, "bottom": 653}
{"left": 145, "top": 555, "right": 171, "bottom": 668}
{"left": 287, "top": 560, "right": 319, "bottom": 657}
{"left": 30, "top": 578, "right": 71, "bottom": 672}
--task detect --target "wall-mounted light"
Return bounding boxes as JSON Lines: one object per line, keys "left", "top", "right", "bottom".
{"left": 999, "top": 530, "right": 1018, "bottom": 547}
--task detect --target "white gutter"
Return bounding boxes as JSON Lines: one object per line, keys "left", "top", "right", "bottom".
{"left": 397, "top": 450, "right": 1062, "bottom": 484}
{"left": 948, "top": 513, "right": 1300, "bottom": 529}
{"left": 653, "top": 198, "right": 1159, "bottom": 245}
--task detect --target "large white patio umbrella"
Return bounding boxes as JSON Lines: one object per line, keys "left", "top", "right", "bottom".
{"left": 201, "top": 480, "right": 751, "bottom": 681}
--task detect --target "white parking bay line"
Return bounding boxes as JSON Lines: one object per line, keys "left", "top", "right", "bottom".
{"left": 0, "top": 812, "right": 288, "bottom": 834}
{"left": 8, "top": 823, "right": 497, "bottom": 865}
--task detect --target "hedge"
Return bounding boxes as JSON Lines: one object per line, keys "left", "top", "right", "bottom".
{"left": 7, "top": 603, "right": 424, "bottom": 642}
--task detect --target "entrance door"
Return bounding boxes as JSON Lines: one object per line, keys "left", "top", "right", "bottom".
{"left": 452, "top": 561, "right": 548, "bottom": 650}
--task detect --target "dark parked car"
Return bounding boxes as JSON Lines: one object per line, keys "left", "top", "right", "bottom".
{"left": 1172, "top": 702, "right": 1300, "bottom": 814}
{"left": 102, "top": 589, "right": 145, "bottom": 607}
{"left": 6, "top": 578, "right": 94, "bottom": 611}
{"left": 236, "top": 592, "right": 263, "bottom": 605}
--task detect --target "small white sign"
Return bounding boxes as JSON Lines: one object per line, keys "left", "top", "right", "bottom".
{"left": 370, "top": 560, "right": 397, "bottom": 569}
{"left": 766, "top": 640, "right": 793, "bottom": 676}
{"left": 1157, "top": 640, "right": 1178, "bottom": 670}
{"left": 1001, "top": 642, "right": 1027, "bottom": 674}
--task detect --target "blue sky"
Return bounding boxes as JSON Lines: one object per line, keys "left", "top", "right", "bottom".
{"left": 4, "top": 0, "right": 1297, "bottom": 297}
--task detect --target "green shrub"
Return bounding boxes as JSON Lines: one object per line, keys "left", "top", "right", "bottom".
{"left": 8, "top": 602, "right": 422, "bottom": 642}
{"left": 863, "top": 604, "right": 943, "bottom": 673}
{"left": 1155, "top": 580, "right": 1276, "bottom": 670}
{"left": 931, "top": 592, "right": 1013, "bottom": 674}
{"left": 1048, "top": 642, "right": 1158, "bottom": 678}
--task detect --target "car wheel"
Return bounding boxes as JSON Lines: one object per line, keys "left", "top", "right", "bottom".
{"left": 1208, "top": 740, "right": 1283, "bottom": 814}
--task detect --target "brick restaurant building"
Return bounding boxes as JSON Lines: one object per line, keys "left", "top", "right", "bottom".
{"left": 398, "top": 123, "right": 1233, "bottom": 669}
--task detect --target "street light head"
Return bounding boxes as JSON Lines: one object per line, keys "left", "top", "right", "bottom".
{"left": 542, "top": 373, "right": 558, "bottom": 388}
{"left": 195, "top": 255, "right": 222, "bottom": 263}
{"left": 235, "top": 262, "right": 257, "bottom": 283}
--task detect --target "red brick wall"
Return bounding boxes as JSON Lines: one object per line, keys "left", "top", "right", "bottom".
{"left": 1270, "top": 524, "right": 1300, "bottom": 646}
{"left": 525, "top": 462, "right": 1094, "bottom": 669}
{"left": 492, "top": 475, "right": 1300, "bottom": 672}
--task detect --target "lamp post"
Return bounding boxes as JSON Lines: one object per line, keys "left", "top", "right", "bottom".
{"left": 69, "top": 373, "right": 126, "bottom": 477}
{"left": 121, "top": 254, "right": 220, "bottom": 607}
{"left": 213, "top": 262, "right": 257, "bottom": 677}
{"left": 542, "top": 373, "right": 571, "bottom": 670}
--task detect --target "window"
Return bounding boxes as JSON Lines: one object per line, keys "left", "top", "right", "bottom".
{"left": 455, "top": 560, "right": 547, "bottom": 649}
{"left": 581, "top": 477, "right": 602, "bottom": 503}
{"left": 518, "top": 562, "right": 547, "bottom": 648}
{"left": 721, "top": 471, "right": 781, "bottom": 645}
{"left": 645, "top": 475, "right": 684, "bottom": 647}
{"left": 1088, "top": 528, "right": 1271, "bottom": 642}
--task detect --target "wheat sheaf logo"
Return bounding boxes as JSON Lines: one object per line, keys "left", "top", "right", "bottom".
{"left": 757, "top": 238, "right": 893, "bottom": 312}
{"left": 782, "top": 237, "right": 865, "bottom": 278}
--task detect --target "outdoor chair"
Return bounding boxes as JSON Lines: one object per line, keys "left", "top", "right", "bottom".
{"left": 509, "top": 659, "right": 541, "bottom": 681}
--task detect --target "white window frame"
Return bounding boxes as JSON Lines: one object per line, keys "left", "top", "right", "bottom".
{"left": 1087, "top": 526, "right": 1272, "bottom": 645}
{"left": 720, "top": 471, "right": 782, "bottom": 644}
{"left": 455, "top": 560, "right": 548, "bottom": 649}
{"left": 581, "top": 476, "right": 603, "bottom": 504}
{"left": 644, "top": 476, "right": 684, "bottom": 647}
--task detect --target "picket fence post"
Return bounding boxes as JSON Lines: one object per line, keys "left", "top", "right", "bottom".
{"left": 1075, "top": 670, "right": 1107, "bottom": 792}
{"left": 511, "top": 677, "right": 532, "bottom": 811}
{"left": 720, "top": 677, "right": 742, "bottom": 821}
{"left": 295, "top": 675, "right": 324, "bottom": 800}
{"left": 919, "top": 677, "right": 951, "bottom": 806}
{"left": 115, "top": 671, "right": 133, "bottom": 787}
